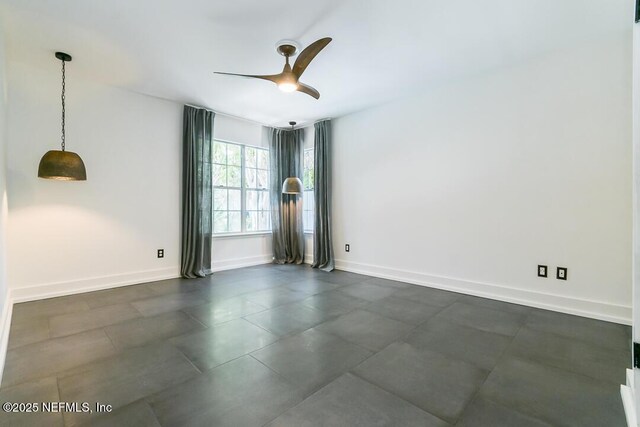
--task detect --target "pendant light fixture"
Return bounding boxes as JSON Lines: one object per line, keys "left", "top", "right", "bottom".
{"left": 38, "top": 52, "right": 87, "bottom": 181}
{"left": 282, "top": 121, "right": 302, "bottom": 194}
{"left": 282, "top": 177, "right": 303, "bottom": 194}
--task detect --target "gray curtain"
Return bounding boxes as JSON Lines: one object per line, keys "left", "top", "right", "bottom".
{"left": 312, "top": 120, "right": 335, "bottom": 271}
{"left": 269, "top": 127, "right": 305, "bottom": 264}
{"left": 181, "top": 105, "right": 214, "bottom": 278}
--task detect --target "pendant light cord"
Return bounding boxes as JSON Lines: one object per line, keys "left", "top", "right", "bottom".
{"left": 61, "top": 59, "right": 66, "bottom": 152}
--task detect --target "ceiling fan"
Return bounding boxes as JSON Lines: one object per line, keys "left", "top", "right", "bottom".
{"left": 214, "top": 37, "right": 332, "bottom": 99}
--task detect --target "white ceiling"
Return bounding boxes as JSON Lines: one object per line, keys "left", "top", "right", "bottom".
{"left": 0, "top": 0, "right": 632, "bottom": 127}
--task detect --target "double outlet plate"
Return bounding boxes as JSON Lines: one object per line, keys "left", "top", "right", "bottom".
{"left": 538, "top": 265, "right": 567, "bottom": 280}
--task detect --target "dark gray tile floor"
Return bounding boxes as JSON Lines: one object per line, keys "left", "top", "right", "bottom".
{"left": 1, "top": 264, "right": 631, "bottom": 426}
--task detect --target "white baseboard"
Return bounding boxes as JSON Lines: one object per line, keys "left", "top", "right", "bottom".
{"left": 304, "top": 253, "right": 314, "bottom": 265}
{"left": 212, "top": 254, "right": 273, "bottom": 272}
{"left": 11, "top": 267, "right": 181, "bottom": 303}
{"left": 11, "top": 255, "right": 276, "bottom": 303}
{"left": 621, "top": 369, "right": 638, "bottom": 427}
{"left": 0, "top": 291, "right": 13, "bottom": 386}
{"left": 335, "top": 259, "right": 631, "bottom": 325}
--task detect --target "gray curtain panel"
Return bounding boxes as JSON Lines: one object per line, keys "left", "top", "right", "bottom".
{"left": 269, "top": 127, "right": 305, "bottom": 264}
{"left": 312, "top": 120, "right": 335, "bottom": 271}
{"left": 181, "top": 105, "right": 214, "bottom": 278}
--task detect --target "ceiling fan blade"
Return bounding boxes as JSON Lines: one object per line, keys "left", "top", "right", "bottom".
{"left": 214, "top": 72, "right": 283, "bottom": 84}
{"left": 296, "top": 82, "right": 320, "bottom": 99}
{"left": 292, "top": 37, "right": 332, "bottom": 78}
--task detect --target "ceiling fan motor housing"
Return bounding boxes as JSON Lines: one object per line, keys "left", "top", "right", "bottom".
{"left": 275, "top": 39, "right": 300, "bottom": 57}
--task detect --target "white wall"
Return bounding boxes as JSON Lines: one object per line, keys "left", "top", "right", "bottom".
{"left": 332, "top": 35, "right": 632, "bottom": 323}
{"left": 6, "top": 60, "right": 183, "bottom": 300}
{"left": 5, "top": 61, "right": 274, "bottom": 299}
{"left": 0, "top": 27, "right": 11, "bottom": 380}
{"left": 631, "top": 16, "right": 640, "bottom": 420}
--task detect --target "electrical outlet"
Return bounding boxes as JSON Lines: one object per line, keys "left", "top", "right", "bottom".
{"left": 537, "top": 265, "right": 547, "bottom": 278}
{"left": 556, "top": 267, "right": 567, "bottom": 280}
{"left": 345, "top": 244, "right": 350, "bottom": 252}
{"left": 157, "top": 249, "right": 164, "bottom": 258}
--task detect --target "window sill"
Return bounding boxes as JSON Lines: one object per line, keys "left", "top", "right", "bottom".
{"left": 304, "top": 231, "right": 314, "bottom": 235}
{"left": 213, "top": 232, "right": 271, "bottom": 239}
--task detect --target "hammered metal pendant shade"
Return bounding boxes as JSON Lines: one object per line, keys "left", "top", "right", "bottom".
{"left": 38, "top": 51, "right": 87, "bottom": 181}
{"left": 38, "top": 150, "right": 87, "bottom": 181}
{"left": 282, "top": 177, "right": 303, "bottom": 194}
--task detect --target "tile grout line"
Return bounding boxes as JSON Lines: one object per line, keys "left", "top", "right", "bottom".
{"left": 348, "top": 367, "right": 450, "bottom": 425}
{"left": 454, "top": 309, "right": 534, "bottom": 425}
{"left": 101, "top": 327, "right": 121, "bottom": 353}
{"left": 178, "top": 309, "right": 210, "bottom": 329}
{"left": 53, "top": 376, "right": 66, "bottom": 426}
{"left": 242, "top": 300, "right": 401, "bottom": 422}
{"left": 128, "top": 300, "right": 145, "bottom": 317}
{"left": 521, "top": 321, "right": 632, "bottom": 355}
{"left": 499, "top": 308, "right": 631, "bottom": 387}
{"left": 340, "top": 295, "right": 480, "bottom": 425}
{"left": 171, "top": 343, "right": 204, "bottom": 376}
{"left": 248, "top": 353, "right": 300, "bottom": 390}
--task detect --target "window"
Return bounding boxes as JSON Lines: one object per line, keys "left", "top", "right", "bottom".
{"left": 303, "top": 148, "right": 314, "bottom": 232}
{"left": 213, "top": 140, "right": 271, "bottom": 234}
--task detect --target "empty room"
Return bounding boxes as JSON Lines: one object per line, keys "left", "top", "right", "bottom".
{"left": 0, "top": 0, "right": 638, "bottom": 426}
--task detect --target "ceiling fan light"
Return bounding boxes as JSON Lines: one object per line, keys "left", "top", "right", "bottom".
{"left": 278, "top": 82, "right": 298, "bottom": 93}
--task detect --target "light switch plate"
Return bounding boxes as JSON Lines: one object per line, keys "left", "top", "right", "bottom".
{"left": 537, "top": 265, "right": 547, "bottom": 278}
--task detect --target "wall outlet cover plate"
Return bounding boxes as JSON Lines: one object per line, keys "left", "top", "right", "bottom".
{"left": 557, "top": 267, "right": 567, "bottom": 280}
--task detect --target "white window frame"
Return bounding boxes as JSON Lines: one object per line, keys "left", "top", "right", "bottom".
{"left": 213, "top": 139, "right": 271, "bottom": 236}
{"left": 303, "top": 147, "right": 314, "bottom": 233}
